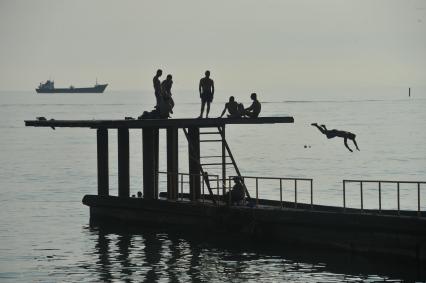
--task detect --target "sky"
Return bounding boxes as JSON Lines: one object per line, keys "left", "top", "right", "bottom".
{"left": 0, "top": 0, "right": 425, "bottom": 92}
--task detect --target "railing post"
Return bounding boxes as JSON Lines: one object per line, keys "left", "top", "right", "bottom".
{"left": 256, "top": 177, "right": 259, "bottom": 207}
{"left": 360, "top": 181, "right": 363, "bottom": 212}
{"left": 418, "top": 183, "right": 421, "bottom": 217}
{"left": 294, "top": 179, "right": 297, "bottom": 208}
{"left": 180, "top": 174, "right": 184, "bottom": 200}
{"left": 228, "top": 176, "right": 232, "bottom": 205}
{"left": 310, "top": 179, "right": 313, "bottom": 210}
{"left": 378, "top": 182, "right": 382, "bottom": 213}
{"left": 397, "top": 182, "right": 400, "bottom": 215}
{"left": 202, "top": 176, "right": 205, "bottom": 203}
{"left": 280, "top": 179, "right": 283, "bottom": 209}
{"left": 343, "top": 180, "right": 346, "bottom": 211}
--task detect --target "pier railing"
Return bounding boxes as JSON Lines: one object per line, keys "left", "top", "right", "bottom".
{"left": 230, "top": 175, "right": 313, "bottom": 209}
{"left": 343, "top": 179, "right": 426, "bottom": 216}
{"left": 158, "top": 171, "right": 220, "bottom": 203}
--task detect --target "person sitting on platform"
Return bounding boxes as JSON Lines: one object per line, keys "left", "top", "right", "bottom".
{"left": 219, "top": 96, "right": 244, "bottom": 118}
{"left": 311, "top": 123, "right": 360, "bottom": 152}
{"left": 224, "top": 177, "right": 245, "bottom": 205}
{"left": 243, "top": 93, "right": 261, "bottom": 118}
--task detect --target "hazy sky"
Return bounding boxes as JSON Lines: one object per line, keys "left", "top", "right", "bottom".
{"left": 0, "top": 0, "right": 425, "bottom": 91}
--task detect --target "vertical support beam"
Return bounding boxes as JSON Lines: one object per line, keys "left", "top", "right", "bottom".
{"left": 188, "top": 127, "right": 201, "bottom": 200}
{"left": 118, "top": 128, "right": 130, "bottom": 197}
{"left": 221, "top": 126, "right": 226, "bottom": 196}
{"left": 154, "top": 129, "right": 159, "bottom": 197}
{"left": 143, "top": 127, "right": 159, "bottom": 200}
{"left": 97, "top": 128, "right": 109, "bottom": 196}
{"left": 167, "top": 127, "right": 179, "bottom": 200}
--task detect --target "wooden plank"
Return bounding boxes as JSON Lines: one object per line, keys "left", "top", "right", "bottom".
{"left": 25, "top": 116, "right": 294, "bottom": 129}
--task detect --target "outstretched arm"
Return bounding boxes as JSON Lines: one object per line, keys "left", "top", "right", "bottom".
{"left": 311, "top": 123, "right": 327, "bottom": 135}
{"left": 344, "top": 138, "right": 353, "bottom": 152}
{"left": 220, "top": 104, "right": 227, "bottom": 118}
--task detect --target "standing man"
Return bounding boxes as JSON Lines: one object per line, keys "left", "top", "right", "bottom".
{"left": 153, "top": 69, "right": 162, "bottom": 108}
{"left": 198, "top": 70, "right": 215, "bottom": 118}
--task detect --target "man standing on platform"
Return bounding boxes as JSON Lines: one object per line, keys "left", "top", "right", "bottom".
{"left": 153, "top": 69, "right": 162, "bottom": 108}
{"left": 198, "top": 70, "right": 215, "bottom": 118}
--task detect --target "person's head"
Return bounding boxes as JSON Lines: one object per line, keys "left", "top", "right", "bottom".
{"left": 233, "top": 176, "right": 241, "bottom": 183}
{"left": 229, "top": 96, "right": 235, "bottom": 102}
{"left": 167, "top": 74, "right": 172, "bottom": 81}
{"left": 205, "top": 70, "right": 210, "bottom": 78}
{"left": 250, "top": 93, "right": 257, "bottom": 100}
{"left": 156, "top": 69, "right": 162, "bottom": 77}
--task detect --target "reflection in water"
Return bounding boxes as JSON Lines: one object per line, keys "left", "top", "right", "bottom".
{"left": 81, "top": 226, "right": 426, "bottom": 282}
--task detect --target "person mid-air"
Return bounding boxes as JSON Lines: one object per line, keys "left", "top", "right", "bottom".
{"left": 311, "top": 123, "right": 360, "bottom": 152}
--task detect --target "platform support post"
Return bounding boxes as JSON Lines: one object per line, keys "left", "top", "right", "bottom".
{"left": 221, "top": 125, "right": 226, "bottom": 196}
{"left": 97, "top": 128, "right": 109, "bottom": 196}
{"left": 188, "top": 127, "right": 201, "bottom": 200}
{"left": 143, "top": 128, "right": 159, "bottom": 199}
{"left": 118, "top": 128, "right": 130, "bottom": 197}
{"left": 167, "top": 127, "right": 179, "bottom": 200}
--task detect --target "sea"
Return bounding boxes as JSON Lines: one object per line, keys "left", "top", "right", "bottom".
{"left": 0, "top": 87, "right": 425, "bottom": 282}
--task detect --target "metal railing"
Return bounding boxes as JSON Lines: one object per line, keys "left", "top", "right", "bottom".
{"left": 230, "top": 175, "right": 313, "bottom": 209}
{"left": 158, "top": 171, "right": 220, "bottom": 203}
{"left": 343, "top": 179, "right": 426, "bottom": 216}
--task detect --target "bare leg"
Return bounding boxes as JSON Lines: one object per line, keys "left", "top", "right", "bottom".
{"left": 199, "top": 101, "right": 205, "bottom": 118}
{"left": 344, "top": 138, "right": 353, "bottom": 152}
{"left": 206, "top": 102, "right": 211, "bottom": 118}
{"left": 352, "top": 138, "right": 360, "bottom": 151}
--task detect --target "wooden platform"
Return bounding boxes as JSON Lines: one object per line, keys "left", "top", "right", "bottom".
{"left": 24, "top": 116, "right": 294, "bottom": 129}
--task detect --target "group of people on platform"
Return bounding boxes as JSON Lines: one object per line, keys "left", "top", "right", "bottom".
{"left": 140, "top": 69, "right": 261, "bottom": 119}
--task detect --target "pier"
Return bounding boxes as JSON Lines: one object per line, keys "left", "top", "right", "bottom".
{"left": 25, "top": 116, "right": 426, "bottom": 261}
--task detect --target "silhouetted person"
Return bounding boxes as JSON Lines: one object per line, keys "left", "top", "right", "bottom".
{"left": 311, "top": 123, "right": 360, "bottom": 152}
{"left": 153, "top": 69, "right": 162, "bottom": 108}
{"left": 160, "top": 74, "right": 174, "bottom": 118}
{"left": 198, "top": 70, "right": 215, "bottom": 118}
{"left": 220, "top": 96, "right": 243, "bottom": 118}
{"left": 137, "top": 191, "right": 142, "bottom": 198}
{"left": 226, "top": 177, "right": 245, "bottom": 205}
{"left": 244, "top": 93, "right": 261, "bottom": 118}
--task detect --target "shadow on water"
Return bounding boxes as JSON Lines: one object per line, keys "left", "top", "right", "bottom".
{"left": 84, "top": 225, "right": 425, "bottom": 283}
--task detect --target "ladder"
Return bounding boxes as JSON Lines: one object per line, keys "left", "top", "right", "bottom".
{"left": 183, "top": 126, "right": 251, "bottom": 200}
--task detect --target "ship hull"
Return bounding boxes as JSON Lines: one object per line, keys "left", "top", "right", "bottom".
{"left": 36, "top": 84, "right": 108, "bottom": 93}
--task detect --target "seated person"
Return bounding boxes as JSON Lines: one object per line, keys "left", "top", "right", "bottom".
{"left": 220, "top": 96, "right": 243, "bottom": 118}
{"left": 243, "top": 93, "right": 261, "bottom": 118}
{"left": 224, "top": 177, "right": 245, "bottom": 205}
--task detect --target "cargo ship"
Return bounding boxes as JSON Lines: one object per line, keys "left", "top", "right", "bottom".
{"left": 36, "top": 80, "right": 108, "bottom": 93}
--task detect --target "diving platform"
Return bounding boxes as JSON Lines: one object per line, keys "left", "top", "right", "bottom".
{"left": 24, "top": 116, "right": 294, "bottom": 129}
{"left": 24, "top": 116, "right": 426, "bottom": 262}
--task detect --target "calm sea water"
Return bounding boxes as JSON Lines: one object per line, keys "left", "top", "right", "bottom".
{"left": 1, "top": 89, "right": 425, "bottom": 282}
